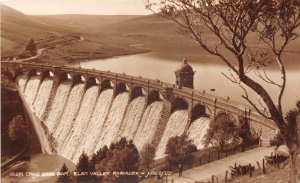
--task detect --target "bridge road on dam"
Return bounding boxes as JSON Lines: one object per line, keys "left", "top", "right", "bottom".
{"left": 2, "top": 61, "right": 277, "bottom": 128}
{"left": 2, "top": 61, "right": 278, "bottom": 162}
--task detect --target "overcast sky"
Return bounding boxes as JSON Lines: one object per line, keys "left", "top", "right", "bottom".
{"left": 1, "top": 0, "right": 153, "bottom": 15}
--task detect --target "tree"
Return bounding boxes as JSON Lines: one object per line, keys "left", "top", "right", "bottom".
{"left": 25, "top": 38, "right": 37, "bottom": 55}
{"left": 238, "top": 115, "right": 253, "bottom": 151}
{"left": 139, "top": 143, "right": 156, "bottom": 172}
{"left": 146, "top": 1, "right": 300, "bottom": 181}
{"left": 165, "top": 133, "right": 197, "bottom": 170}
{"left": 8, "top": 115, "right": 26, "bottom": 144}
{"left": 204, "top": 112, "right": 240, "bottom": 151}
{"left": 95, "top": 138, "right": 140, "bottom": 183}
{"left": 146, "top": 0, "right": 299, "bottom": 148}
{"left": 57, "top": 163, "right": 72, "bottom": 183}
{"left": 76, "top": 152, "right": 97, "bottom": 183}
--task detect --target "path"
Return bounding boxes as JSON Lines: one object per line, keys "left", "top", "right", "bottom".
{"left": 12, "top": 36, "right": 85, "bottom": 62}
{"left": 169, "top": 147, "right": 274, "bottom": 183}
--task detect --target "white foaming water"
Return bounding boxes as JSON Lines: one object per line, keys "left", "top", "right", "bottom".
{"left": 133, "top": 101, "right": 163, "bottom": 151}
{"left": 33, "top": 78, "right": 53, "bottom": 118}
{"left": 81, "top": 89, "right": 113, "bottom": 158}
{"left": 155, "top": 110, "right": 189, "bottom": 159}
{"left": 187, "top": 117, "right": 211, "bottom": 150}
{"left": 60, "top": 86, "right": 99, "bottom": 161}
{"left": 16, "top": 75, "right": 27, "bottom": 92}
{"left": 54, "top": 83, "right": 85, "bottom": 150}
{"left": 24, "top": 76, "right": 40, "bottom": 108}
{"left": 45, "top": 81, "right": 71, "bottom": 132}
{"left": 96, "top": 92, "right": 129, "bottom": 148}
{"left": 118, "top": 96, "right": 145, "bottom": 141}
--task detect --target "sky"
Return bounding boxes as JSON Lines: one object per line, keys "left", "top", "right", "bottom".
{"left": 1, "top": 0, "right": 153, "bottom": 15}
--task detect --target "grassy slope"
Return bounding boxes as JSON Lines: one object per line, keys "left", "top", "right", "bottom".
{"left": 0, "top": 5, "right": 146, "bottom": 65}
{"left": 1, "top": 4, "right": 299, "bottom": 67}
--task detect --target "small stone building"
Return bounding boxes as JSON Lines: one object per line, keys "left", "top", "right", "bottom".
{"left": 175, "top": 58, "right": 195, "bottom": 89}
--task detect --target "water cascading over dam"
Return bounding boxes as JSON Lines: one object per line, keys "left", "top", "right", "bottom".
{"left": 16, "top": 74, "right": 211, "bottom": 162}
{"left": 155, "top": 110, "right": 189, "bottom": 159}
{"left": 60, "top": 86, "right": 99, "bottom": 160}
{"left": 187, "top": 117, "right": 211, "bottom": 150}
{"left": 81, "top": 89, "right": 114, "bottom": 158}
{"left": 33, "top": 78, "right": 53, "bottom": 118}
{"left": 97, "top": 92, "right": 129, "bottom": 148}
{"left": 133, "top": 101, "right": 164, "bottom": 151}
{"left": 23, "top": 75, "right": 40, "bottom": 108}
{"left": 118, "top": 96, "right": 146, "bottom": 141}
{"left": 55, "top": 83, "right": 85, "bottom": 153}
{"left": 44, "top": 80, "right": 72, "bottom": 132}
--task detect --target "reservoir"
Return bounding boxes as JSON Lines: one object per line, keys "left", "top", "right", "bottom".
{"left": 73, "top": 53, "right": 300, "bottom": 112}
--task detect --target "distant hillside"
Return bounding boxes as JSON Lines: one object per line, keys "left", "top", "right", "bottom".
{"left": 1, "top": 5, "right": 65, "bottom": 55}
{"left": 1, "top": 5, "right": 299, "bottom": 66}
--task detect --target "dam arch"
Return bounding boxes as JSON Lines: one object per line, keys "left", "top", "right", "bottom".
{"left": 100, "top": 79, "right": 114, "bottom": 92}
{"left": 147, "top": 90, "right": 163, "bottom": 105}
{"left": 171, "top": 97, "right": 189, "bottom": 112}
{"left": 191, "top": 103, "right": 207, "bottom": 122}
{"left": 85, "top": 77, "right": 99, "bottom": 89}
{"left": 131, "top": 86, "right": 145, "bottom": 100}
{"left": 115, "top": 82, "right": 129, "bottom": 96}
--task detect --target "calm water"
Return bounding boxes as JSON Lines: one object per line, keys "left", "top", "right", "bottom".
{"left": 72, "top": 53, "right": 300, "bottom": 112}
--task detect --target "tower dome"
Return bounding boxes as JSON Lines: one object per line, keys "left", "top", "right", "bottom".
{"left": 176, "top": 58, "right": 194, "bottom": 73}
{"left": 175, "top": 58, "right": 195, "bottom": 89}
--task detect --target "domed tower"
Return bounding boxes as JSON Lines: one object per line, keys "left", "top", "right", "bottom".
{"left": 175, "top": 58, "right": 195, "bottom": 89}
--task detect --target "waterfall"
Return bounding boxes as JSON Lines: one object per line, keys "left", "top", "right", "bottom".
{"left": 96, "top": 92, "right": 129, "bottom": 148}
{"left": 59, "top": 86, "right": 99, "bottom": 161}
{"left": 118, "top": 96, "right": 145, "bottom": 141}
{"left": 133, "top": 101, "right": 164, "bottom": 151}
{"left": 33, "top": 78, "right": 53, "bottom": 118}
{"left": 23, "top": 75, "right": 40, "bottom": 109}
{"left": 44, "top": 80, "right": 71, "bottom": 132}
{"left": 155, "top": 110, "right": 189, "bottom": 159}
{"left": 16, "top": 75, "right": 27, "bottom": 92}
{"left": 81, "top": 89, "right": 114, "bottom": 158}
{"left": 54, "top": 83, "right": 85, "bottom": 150}
{"left": 187, "top": 117, "right": 211, "bottom": 150}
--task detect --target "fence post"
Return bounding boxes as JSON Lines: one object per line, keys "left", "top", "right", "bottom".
{"left": 249, "top": 163, "right": 252, "bottom": 177}
{"left": 212, "top": 175, "right": 214, "bottom": 183}
{"left": 225, "top": 170, "right": 228, "bottom": 183}
{"left": 263, "top": 159, "right": 266, "bottom": 174}
{"left": 276, "top": 154, "right": 280, "bottom": 169}
{"left": 257, "top": 161, "right": 261, "bottom": 170}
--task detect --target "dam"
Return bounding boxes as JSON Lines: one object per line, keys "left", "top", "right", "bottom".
{"left": 2, "top": 61, "right": 277, "bottom": 162}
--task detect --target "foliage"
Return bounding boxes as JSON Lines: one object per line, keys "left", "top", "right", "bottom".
{"left": 95, "top": 137, "right": 140, "bottom": 183}
{"left": 165, "top": 133, "right": 197, "bottom": 170}
{"left": 270, "top": 132, "right": 284, "bottom": 147}
{"left": 139, "top": 143, "right": 156, "bottom": 172}
{"left": 8, "top": 115, "right": 26, "bottom": 143}
{"left": 25, "top": 38, "right": 37, "bottom": 55}
{"left": 238, "top": 115, "right": 253, "bottom": 150}
{"left": 57, "top": 163, "right": 72, "bottom": 183}
{"left": 285, "top": 108, "right": 300, "bottom": 153}
{"left": 76, "top": 152, "right": 97, "bottom": 183}
{"left": 204, "top": 112, "right": 240, "bottom": 151}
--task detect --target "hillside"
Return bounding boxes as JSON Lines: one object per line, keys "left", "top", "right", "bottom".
{"left": 0, "top": 5, "right": 146, "bottom": 64}
{"left": 0, "top": 5, "right": 62, "bottom": 55}
{"left": 1, "top": 5, "right": 299, "bottom": 66}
